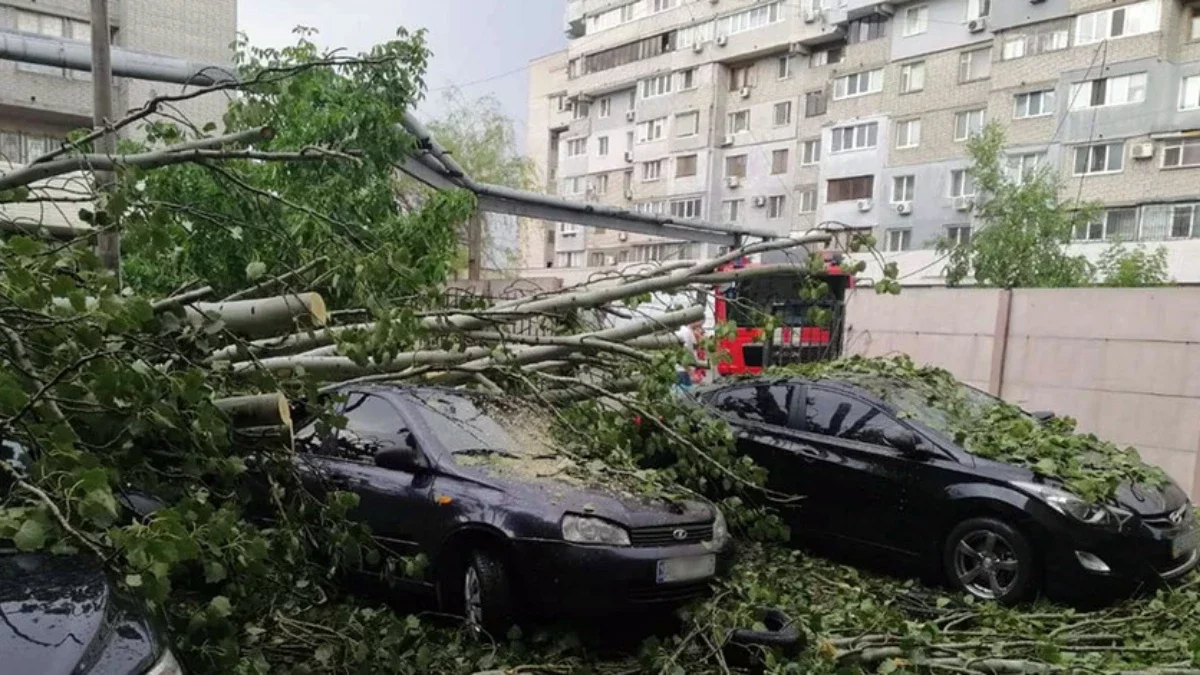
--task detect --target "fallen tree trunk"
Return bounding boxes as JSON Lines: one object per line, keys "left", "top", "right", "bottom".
{"left": 185, "top": 292, "right": 327, "bottom": 338}
{"left": 211, "top": 322, "right": 371, "bottom": 361}
{"left": 214, "top": 393, "right": 292, "bottom": 430}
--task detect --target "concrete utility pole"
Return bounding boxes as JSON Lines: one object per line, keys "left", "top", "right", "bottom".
{"left": 90, "top": 0, "right": 120, "bottom": 276}
{"left": 466, "top": 213, "right": 484, "bottom": 280}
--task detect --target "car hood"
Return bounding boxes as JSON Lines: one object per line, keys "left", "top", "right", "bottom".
{"left": 1113, "top": 479, "right": 1190, "bottom": 517}
{"left": 0, "top": 553, "right": 160, "bottom": 675}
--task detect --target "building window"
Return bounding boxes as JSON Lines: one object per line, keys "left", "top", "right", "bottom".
{"left": 1171, "top": 204, "right": 1198, "bottom": 237}
{"left": 953, "top": 109, "right": 986, "bottom": 142}
{"left": 553, "top": 94, "right": 567, "bottom": 112}
{"left": 891, "top": 175, "right": 915, "bottom": 204}
{"left": 885, "top": 229, "right": 912, "bottom": 252}
{"left": 598, "top": 136, "right": 610, "bottom": 156}
{"left": 566, "top": 138, "right": 588, "bottom": 157}
{"left": 949, "top": 169, "right": 976, "bottom": 198}
{"left": 946, "top": 225, "right": 972, "bottom": 246}
{"left": 895, "top": 119, "right": 921, "bottom": 149}
{"left": 1073, "top": 142, "right": 1125, "bottom": 175}
{"left": 0, "top": 130, "right": 59, "bottom": 165}
{"left": 670, "top": 197, "right": 702, "bottom": 219}
{"left": 1014, "top": 90, "right": 1056, "bottom": 119}
{"left": 679, "top": 68, "right": 697, "bottom": 90}
{"left": 595, "top": 173, "right": 610, "bottom": 194}
{"left": 651, "top": 0, "right": 677, "bottom": 14}
{"left": 828, "top": 175, "right": 874, "bottom": 202}
{"left": 563, "top": 176, "right": 585, "bottom": 194}
{"left": 811, "top": 46, "right": 844, "bottom": 67}
{"left": 798, "top": 187, "right": 818, "bottom": 214}
{"left": 777, "top": 56, "right": 791, "bottom": 80}
{"left": 1163, "top": 138, "right": 1200, "bottom": 169}
{"left": 1074, "top": 208, "right": 1138, "bottom": 241}
{"left": 638, "top": 118, "right": 666, "bottom": 143}
{"left": 730, "top": 65, "right": 753, "bottom": 91}
{"left": 583, "top": 31, "right": 677, "bottom": 76}
{"left": 903, "top": 6, "right": 928, "bottom": 37}
{"left": 723, "top": 199, "right": 743, "bottom": 221}
{"left": 1070, "top": 73, "right": 1148, "bottom": 110}
{"left": 1006, "top": 152, "right": 1047, "bottom": 181}
{"left": 1192, "top": 10, "right": 1200, "bottom": 41}
{"left": 560, "top": 222, "right": 581, "bottom": 236}
{"left": 801, "top": 139, "right": 821, "bottom": 165}
{"left": 573, "top": 101, "right": 591, "bottom": 120}
{"left": 16, "top": 10, "right": 91, "bottom": 79}
{"left": 599, "top": 97, "right": 612, "bottom": 118}
{"left": 773, "top": 101, "right": 793, "bottom": 127}
{"left": 959, "top": 48, "right": 991, "bottom": 82}
{"left": 1001, "top": 20, "right": 1070, "bottom": 60}
{"left": 900, "top": 62, "right": 925, "bottom": 93}
{"left": 676, "top": 154, "right": 698, "bottom": 178}
{"left": 626, "top": 131, "right": 635, "bottom": 152}
{"left": 766, "top": 195, "right": 786, "bottom": 219}
{"left": 588, "top": 252, "right": 607, "bottom": 268}
{"left": 848, "top": 15, "right": 887, "bottom": 43}
{"left": 805, "top": 90, "right": 828, "bottom": 117}
{"left": 714, "top": 1, "right": 785, "bottom": 37}
{"left": 1180, "top": 75, "right": 1200, "bottom": 111}
{"left": 771, "top": 149, "right": 789, "bottom": 175}
{"left": 675, "top": 111, "right": 700, "bottom": 137}
{"left": 728, "top": 110, "right": 750, "bottom": 134}
{"left": 642, "top": 160, "right": 663, "bottom": 181}
{"left": 834, "top": 69, "right": 883, "bottom": 99}
{"left": 555, "top": 251, "right": 585, "bottom": 268}
{"left": 1076, "top": 1, "right": 1160, "bottom": 46}
{"left": 725, "top": 154, "right": 748, "bottom": 178}
{"left": 966, "top": 0, "right": 990, "bottom": 20}
{"left": 641, "top": 74, "right": 674, "bottom": 99}
{"left": 831, "top": 122, "right": 879, "bottom": 153}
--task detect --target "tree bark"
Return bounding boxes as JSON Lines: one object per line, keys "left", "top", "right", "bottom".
{"left": 214, "top": 393, "right": 292, "bottom": 430}
{"left": 185, "top": 292, "right": 327, "bottom": 338}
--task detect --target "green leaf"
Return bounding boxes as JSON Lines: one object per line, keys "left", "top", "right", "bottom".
{"left": 125, "top": 573, "right": 143, "bottom": 588}
{"left": 7, "top": 236, "right": 40, "bottom": 257}
{"left": 204, "top": 561, "right": 227, "bottom": 583}
{"left": 13, "top": 518, "right": 46, "bottom": 551}
{"left": 208, "top": 595, "right": 232, "bottom": 618}
{"left": 245, "top": 261, "right": 267, "bottom": 281}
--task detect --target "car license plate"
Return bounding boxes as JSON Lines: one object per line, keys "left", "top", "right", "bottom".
{"left": 1172, "top": 529, "right": 1200, "bottom": 559}
{"left": 656, "top": 554, "right": 716, "bottom": 584}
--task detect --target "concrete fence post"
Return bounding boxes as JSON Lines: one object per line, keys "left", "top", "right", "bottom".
{"left": 987, "top": 289, "right": 1013, "bottom": 398}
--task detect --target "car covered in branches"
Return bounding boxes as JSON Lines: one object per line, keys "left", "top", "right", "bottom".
{"left": 698, "top": 365, "right": 1199, "bottom": 604}
{"left": 291, "top": 385, "right": 731, "bottom": 634}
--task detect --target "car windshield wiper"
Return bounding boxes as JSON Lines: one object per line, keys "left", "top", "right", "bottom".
{"left": 451, "top": 448, "right": 519, "bottom": 459}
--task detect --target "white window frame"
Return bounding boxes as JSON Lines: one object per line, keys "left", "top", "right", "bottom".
{"left": 1073, "top": 142, "right": 1126, "bottom": 176}
{"left": 891, "top": 175, "right": 915, "bottom": 204}
{"left": 566, "top": 138, "right": 588, "bottom": 157}
{"left": 1014, "top": 90, "right": 1056, "bottom": 119}
{"left": 669, "top": 197, "right": 703, "bottom": 219}
{"left": 1075, "top": 208, "right": 1139, "bottom": 241}
{"left": 725, "top": 154, "right": 748, "bottom": 178}
{"left": 595, "top": 173, "right": 610, "bottom": 194}
{"left": 831, "top": 122, "right": 879, "bottom": 153}
{"left": 675, "top": 111, "right": 700, "bottom": 137}
{"left": 675, "top": 154, "right": 698, "bottom": 178}
{"left": 900, "top": 61, "right": 925, "bottom": 94}
{"left": 598, "top": 97, "right": 612, "bottom": 118}
{"left": 641, "top": 74, "right": 674, "bottom": 99}
{"left": 949, "top": 169, "right": 976, "bottom": 198}
{"left": 679, "top": 68, "right": 697, "bottom": 90}
{"left": 598, "top": 136, "right": 610, "bottom": 156}
{"left": 650, "top": 0, "right": 677, "bottom": 14}
{"left": 896, "top": 119, "right": 921, "bottom": 149}
{"left": 777, "top": 56, "right": 792, "bottom": 80}
{"left": 903, "top": 5, "right": 929, "bottom": 36}
{"left": 833, "top": 69, "right": 883, "bottom": 100}
{"left": 1075, "top": 0, "right": 1161, "bottom": 46}
{"left": 1162, "top": 138, "right": 1200, "bottom": 169}
{"left": 885, "top": 228, "right": 912, "bottom": 252}
{"left": 637, "top": 118, "right": 666, "bottom": 143}
{"left": 1070, "top": 73, "right": 1148, "bottom": 110}
{"left": 773, "top": 101, "right": 793, "bottom": 127}
{"left": 723, "top": 198, "right": 744, "bottom": 222}
{"left": 1180, "top": 75, "right": 1200, "bottom": 111}
{"left": 770, "top": 148, "right": 789, "bottom": 175}
{"left": 966, "top": 0, "right": 990, "bottom": 21}
{"left": 798, "top": 187, "right": 818, "bottom": 214}
{"left": 958, "top": 48, "right": 991, "bottom": 82}
{"left": 641, "top": 159, "right": 664, "bottom": 181}
{"left": 563, "top": 177, "right": 586, "bottom": 195}
{"left": 946, "top": 225, "right": 972, "bottom": 246}
{"left": 801, "top": 139, "right": 821, "bottom": 165}
{"left": 766, "top": 195, "right": 787, "bottom": 219}
{"left": 953, "top": 109, "right": 986, "bottom": 142}
{"left": 728, "top": 110, "right": 751, "bottom": 134}
{"left": 1006, "top": 152, "right": 1047, "bottom": 181}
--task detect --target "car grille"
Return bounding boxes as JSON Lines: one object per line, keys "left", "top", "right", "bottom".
{"left": 629, "top": 522, "right": 714, "bottom": 547}
{"left": 628, "top": 581, "right": 710, "bottom": 603}
{"left": 1142, "top": 504, "right": 1194, "bottom": 529}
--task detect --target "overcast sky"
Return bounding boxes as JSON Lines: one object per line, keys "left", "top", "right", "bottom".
{"left": 237, "top": 0, "right": 567, "bottom": 149}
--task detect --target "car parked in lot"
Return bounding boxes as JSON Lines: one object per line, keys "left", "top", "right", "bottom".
{"left": 697, "top": 376, "right": 1199, "bottom": 604}
{"left": 295, "top": 386, "right": 731, "bottom": 634}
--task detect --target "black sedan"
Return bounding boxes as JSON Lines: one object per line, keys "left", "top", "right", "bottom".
{"left": 295, "top": 385, "right": 730, "bottom": 634}
{"left": 698, "top": 376, "right": 1199, "bottom": 603}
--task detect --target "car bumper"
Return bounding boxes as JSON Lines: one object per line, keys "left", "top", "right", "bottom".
{"left": 508, "top": 538, "right": 733, "bottom": 616}
{"left": 1039, "top": 514, "right": 1200, "bottom": 599}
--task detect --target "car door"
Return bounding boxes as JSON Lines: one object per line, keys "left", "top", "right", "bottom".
{"left": 301, "top": 391, "right": 441, "bottom": 569}
{"left": 795, "top": 385, "right": 926, "bottom": 557}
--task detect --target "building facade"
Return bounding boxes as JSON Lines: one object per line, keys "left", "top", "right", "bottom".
{"left": 520, "top": 0, "right": 1200, "bottom": 284}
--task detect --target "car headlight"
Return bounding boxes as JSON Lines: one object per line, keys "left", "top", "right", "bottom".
{"left": 144, "top": 648, "right": 184, "bottom": 675}
{"left": 1014, "top": 481, "right": 1130, "bottom": 530}
{"left": 561, "top": 514, "right": 631, "bottom": 546}
{"left": 711, "top": 507, "right": 729, "bottom": 547}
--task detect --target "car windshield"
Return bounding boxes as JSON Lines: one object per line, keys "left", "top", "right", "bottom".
{"left": 405, "top": 392, "right": 524, "bottom": 454}
{"left": 833, "top": 375, "right": 1026, "bottom": 441}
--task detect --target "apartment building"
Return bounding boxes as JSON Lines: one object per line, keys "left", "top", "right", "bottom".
{"left": 1, "top": 1, "right": 236, "bottom": 227}
{"left": 520, "top": 0, "right": 1200, "bottom": 284}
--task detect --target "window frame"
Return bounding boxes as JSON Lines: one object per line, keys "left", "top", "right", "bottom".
{"left": 773, "top": 100, "right": 793, "bottom": 127}
{"left": 895, "top": 119, "right": 921, "bottom": 149}
{"left": 953, "top": 109, "right": 986, "bottom": 142}
{"left": 885, "top": 228, "right": 913, "bottom": 252}
{"left": 958, "top": 48, "right": 992, "bottom": 83}
{"left": 675, "top": 154, "right": 698, "bottom": 178}
{"left": 833, "top": 69, "right": 883, "bottom": 100}
{"left": 1013, "top": 89, "right": 1056, "bottom": 119}
{"left": 766, "top": 195, "right": 787, "bottom": 219}
{"left": 801, "top": 139, "right": 822, "bottom": 165}
{"left": 899, "top": 61, "right": 926, "bottom": 94}
{"left": 903, "top": 5, "right": 929, "bottom": 37}
{"left": 728, "top": 109, "right": 751, "bottom": 134}
{"left": 891, "top": 175, "right": 915, "bottom": 204}
{"left": 1162, "top": 138, "right": 1200, "bottom": 169}
{"left": 1072, "top": 142, "right": 1125, "bottom": 176}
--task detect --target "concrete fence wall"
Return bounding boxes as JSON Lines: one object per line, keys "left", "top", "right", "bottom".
{"left": 845, "top": 287, "right": 1200, "bottom": 499}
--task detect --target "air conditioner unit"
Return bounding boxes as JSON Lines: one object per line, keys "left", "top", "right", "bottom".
{"left": 788, "top": 42, "right": 810, "bottom": 56}
{"left": 1131, "top": 142, "right": 1155, "bottom": 160}
{"left": 953, "top": 196, "right": 975, "bottom": 212}
{"left": 895, "top": 202, "right": 913, "bottom": 215}
{"left": 857, "top": 199, "right": 874, "bottom": 212}
{"left": 692, "top": 41, "right": 704, "bottom": 53}
{"left": 739, "top": 86, "right": 752, "bottom": 99}
{"left": 721, "top": 135, "right": 735, "bottom": 146}
{"left": 715, "top": 35, "right": 729, "bottom": 47}
{"left": 803, "top": 9, "right": 820, "bottom": 23}
{"left": 623, "top": 188, "right": 634, "bottom": 201}
{"left": 967, "top": 18, "right": 988, "bottom": 33}
{"left": 623, "top": 150, "right": 634, "bottom": 163}
{"left": 618, "top": 231, "right": 629, "bottom": 241}
{"left": 752, "top": 196, "right": 768, "bottom": 208}
{"left": 725, "top": 176, "right": 742, "bottom": 188}
{"left": 625, "top": 110, "right": 636, "bottom": 122}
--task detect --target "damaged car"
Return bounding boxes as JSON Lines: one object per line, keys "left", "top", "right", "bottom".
{"left": 293, "top": 385, "right": 731, "bottom": 634}
{"left": 699, "top": 375, "right": 1198, "bottom": 604}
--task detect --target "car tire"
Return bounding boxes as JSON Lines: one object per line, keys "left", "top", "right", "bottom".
{"left": 450, "top": 549, "right": 514, "bottom": 639}
{"left": 943, "top": 517, "right": 1037, "bottom": 605}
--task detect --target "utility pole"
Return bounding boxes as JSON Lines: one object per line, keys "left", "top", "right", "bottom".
{"left": 90, "top": 0, "right": 120, "bottom": 276}
{"left": 467, "top": 213, "right": 484, "bottom": 280}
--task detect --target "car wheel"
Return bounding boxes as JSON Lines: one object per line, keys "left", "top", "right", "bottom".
{"left": 943, "top": 517, "right": 1036, "bottom": 604}
{"left": 455, "top": 550, "right": 514, "bottom": 638}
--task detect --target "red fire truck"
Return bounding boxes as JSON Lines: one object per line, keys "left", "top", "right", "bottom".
{"left": 708, "top": 251, "right": 853, "bottom": 377}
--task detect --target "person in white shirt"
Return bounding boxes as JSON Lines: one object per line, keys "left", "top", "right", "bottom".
{"left": 674, "top": 321, "right": 702, "bottom": 388}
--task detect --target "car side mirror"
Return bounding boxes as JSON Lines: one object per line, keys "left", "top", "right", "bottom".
{"left": 884, "top": 428, "right": 923, "bottom": 455}
{"left": 374, "top": 432, "right": 425, "bottom": 472}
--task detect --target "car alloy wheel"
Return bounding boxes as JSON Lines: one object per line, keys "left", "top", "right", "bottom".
{"left": 463, "top": 565, "right": 484, "bottom": 631}
{"left": 952, "top": 529, "right": 1020, "bottom": 600}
